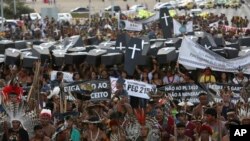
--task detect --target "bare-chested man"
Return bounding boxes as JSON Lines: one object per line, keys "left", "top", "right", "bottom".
{"left": 82, "top": 116, "right": 108, "bottom": 141}
{"left": 192, "top": 92, "right": 209, "bottom": 119}
{"left": 39, "top": 109, "right": 55, "bottom": 138}
{"left": 30, "top": 125, "right": 51, "bottom": 141}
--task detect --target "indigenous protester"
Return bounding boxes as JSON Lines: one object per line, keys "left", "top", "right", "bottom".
{"left": 63, "top": 116, "right": 81, "bottom": 141}
{"left": 192, "top": 93, "right": 209, "bottom": 119}
{"left": 169, "top": 123, "right": 192, "bottom": 141}
{"left": 2, "top": 119, "right": 29, "bottom": 141}
{"left": 39, "top": 109, "right": 55, "bottom": 138}
{"left": 30, "top": 125, "right": 50, "bottom": 141}
{"left": 196, "top": 124, "right": 214, "bottom": 141}
{"left": 198, "top": 67, "right": 216, "bottom": 83}
{"left": 107, "top": 119, "right": 126, "bottom": 141}
{"left": 204, "top": 108, "right": 227, "bottom": 141}
{"left": 82, "top": 116, "right": 108, "bottom": 141}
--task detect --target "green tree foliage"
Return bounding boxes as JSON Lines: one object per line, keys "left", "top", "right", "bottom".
{"left": 3, "top": 0, "right": 35, "bottom": 19}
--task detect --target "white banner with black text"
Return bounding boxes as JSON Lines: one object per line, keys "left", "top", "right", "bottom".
{"left": 178, "top": 37, "right": 250, "bottom": 74}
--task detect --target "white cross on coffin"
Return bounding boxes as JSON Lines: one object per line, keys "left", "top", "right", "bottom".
{"left": 128, "top": 44, "right": 140, "bottom": 59}
{"left": 204, "top": 44, "right": 211, "bottom": 50}
{"left": 117, "top": 42, "right": 126, "bottom": 50}
{"left": 165, "top": 40, "right": 173, "bottom": 44}
{"left": 141, "top": 40, "right": 149, "bottom": 50}
{"left": 161, "top": 13, "right": 170, "bottom": 27}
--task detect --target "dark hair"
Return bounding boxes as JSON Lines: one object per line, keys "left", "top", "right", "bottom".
{"left": 56, "top": 71, "right": 63, "bottom": 79}
{"left": 43, "top": 73, "right": 50, "bottom": 81}
{"left": 176, "top": 123, "right": 186, "bottom": 128}
{"left": 72, "top": 72, "right": 79, "bottom": 80}
{"left": 198, "top": 92, "right": 207, "bottom": 97}
{"left": 205, "top": 108, "right": 217, "bottom": 118}
{"left": 34, "top": 125, "right": 43, "bottom": 131}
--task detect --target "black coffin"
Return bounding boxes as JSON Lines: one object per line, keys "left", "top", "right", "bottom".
{"left": 23, "top": 56, "right": 39, "bottom": 68}
{"left": 86, "top": 49, "right": 107, "bottom": 66}
{"left": 101, "top": 53, "right": 123, "bottom": 66}
{"left": 4, "top": 48, "right": 21, "bottom": 65}
{"left": 165, "top": 38, "right": 182, "bottom": 48}
{"left": 157, "top": 47, "right": 177, "bottom": 64}
{"left": 65, "top": 52, "right": 88, "bottom": 65}
{"left": 32, "top": 45, "right": 50, "bottom": 65}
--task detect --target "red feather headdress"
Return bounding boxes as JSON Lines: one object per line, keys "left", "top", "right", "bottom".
{"left": 134, "top": 108, "right": 146, "bottom": 126}
{"left": 1, "top": 85, "right": 23, "bottom": 102}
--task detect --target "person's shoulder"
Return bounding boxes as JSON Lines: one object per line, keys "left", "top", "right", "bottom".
{"left": 44, "top": 136, "right": 51, "bottom": 141}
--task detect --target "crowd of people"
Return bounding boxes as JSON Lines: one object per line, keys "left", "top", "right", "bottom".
{"left": 0, "top": 7, "right": 250, "bottom": 141}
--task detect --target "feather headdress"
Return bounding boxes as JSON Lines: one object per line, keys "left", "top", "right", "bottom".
{"left": 1, "top": 85, "right": 23, "bottom": 103}
{"left": 122, "top": 108, "right": 160, "bottom": 141}
{"left": 134, "top": 108, "right": 146, "bottom": 126}
{"left": 0, "top": 83, "right": 39, "bottom": 136}
{"left": 0, "top": 101, "right": 39, "bottom": 135}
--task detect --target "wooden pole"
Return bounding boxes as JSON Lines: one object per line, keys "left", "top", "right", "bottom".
{"left": 27, "top": 61, "right": 41, "bottom": 103}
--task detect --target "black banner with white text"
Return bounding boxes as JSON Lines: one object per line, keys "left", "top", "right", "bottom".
{"left": 63, "top": 79, "right": 111, "bottom": 101}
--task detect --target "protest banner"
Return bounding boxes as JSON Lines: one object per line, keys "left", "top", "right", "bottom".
{"left": 63, "top": 79, "right": 111, "bottom": 101}
{"left": 178, "top": 37, "right": 250, "bottom": 74}
{"left": 203, "top": 83, "right": 243, "bottom": 103}
{"left": 158, "top": 82, "right": 243, "bottom": 104}
{"left": 110, "top": 77, "right": 155, "bottom": 99}
{"left": 158, "top": 83, "right": 204, "bottom": 103}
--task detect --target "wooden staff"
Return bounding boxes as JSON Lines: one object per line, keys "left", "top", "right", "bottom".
{"left": 217, "top": 103, "right": 222, "bottom": 141}
{"left": 174, "top": 122, "right": 177, "bottom": 141}
{"left": 59, "top": 86, "right": 64, "bottom": 113}
{"left": 27, "top": 61, "right": 41, "bottom": 103}
{"left": 64, "top": 94, "right": 67, "bottom": 113}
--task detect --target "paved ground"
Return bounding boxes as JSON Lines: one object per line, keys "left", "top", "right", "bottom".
{"left": 25, "top": 0, "right": 170, "bottom": 13}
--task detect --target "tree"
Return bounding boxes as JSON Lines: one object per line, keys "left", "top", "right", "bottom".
{"left": 3, "top": 0, "right": 35, "bottom": 19}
